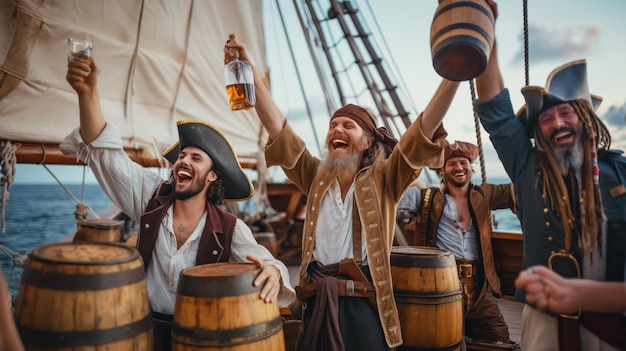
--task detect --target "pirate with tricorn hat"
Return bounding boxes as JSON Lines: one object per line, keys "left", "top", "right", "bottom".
{"left": 474, "top": 3, "right": 626, "bottom": 348}
{"left": 62, "top": 49, "right": 296, "bottom": 351}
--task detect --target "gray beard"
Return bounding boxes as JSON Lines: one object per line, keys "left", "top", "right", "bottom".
{"left": 318, "top": 148, "right": 360, "bottom": 184}
{"left": 553, "top": 136, "right": 584, "bottom": 176}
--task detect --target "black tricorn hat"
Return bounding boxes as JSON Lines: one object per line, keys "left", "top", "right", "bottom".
{"left": 162, "top": 120, "right": 253, "bottom": 201}
{"left": 517, "top": 59, "right": 603, "bottom": 136}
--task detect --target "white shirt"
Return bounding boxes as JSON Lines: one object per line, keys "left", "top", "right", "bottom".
{"left": 60, "top": 123, "right": 295, "bottom": 314}
{"left": 313, "top": 181, "right": 368, "bottom": 265}
{"left": 398, "top": 186, "right": 479, "bottom": 259}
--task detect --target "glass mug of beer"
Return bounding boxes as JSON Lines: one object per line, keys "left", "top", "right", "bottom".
{"left": 66, "top": 38, "right": 93, "bottom": 65}
{"left": 224, "top": 58, "right": 255, "bottom": 111}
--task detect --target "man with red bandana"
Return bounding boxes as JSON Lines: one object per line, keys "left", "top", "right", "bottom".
{"left": 225, "top": 36, "right": 458, "bottom": 350}
{"left": 62, "top": 58, "right": 295, "bottom": 351}
{"left": 398, "top": 141, "right": 517, "bottom": 348}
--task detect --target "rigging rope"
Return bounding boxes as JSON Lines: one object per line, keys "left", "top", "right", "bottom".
{"left": 469, "top": 80, "right": 487, "bottom": 185}
{"left": 0, "top": 140, "right": 18, "bottom": 233}
{"left": 522, "top": 0, "right": 530, "bottom": 85}
{"left": 470, "top": 80, "right": 497, "bottom": 228}
{"left": 42, "top": 164, "right": 100, "bottom": 219}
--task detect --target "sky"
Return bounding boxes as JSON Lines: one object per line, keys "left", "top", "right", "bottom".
{"left": 13, "top": 0, "right": 626, "bottom": 184}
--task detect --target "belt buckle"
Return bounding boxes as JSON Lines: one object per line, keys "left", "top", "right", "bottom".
{"left": 458, "top": 263, "right": 473, "bottom": 278}
{"left": 548, "top": 250, "right": 581, "bottom": 320}
{"left": 345, "top": 280, "right": 355, "bottom": 296}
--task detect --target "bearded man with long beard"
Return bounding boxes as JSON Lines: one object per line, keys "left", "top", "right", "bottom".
{"left": 225, "top": 35, "right": 459, "bottom": 350}
{"left": 475, "top": 2, "right": 626, "bottom": 350}
{"left": 62, "top": 58, "right": 295, "bottom": 351}
{"left": 398, "top": 141, "right": 517, "bottom": 349}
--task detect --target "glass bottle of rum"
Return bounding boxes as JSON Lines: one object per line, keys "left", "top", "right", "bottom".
{"left": 224, "top": 58, "right": 255, "bottom": 111}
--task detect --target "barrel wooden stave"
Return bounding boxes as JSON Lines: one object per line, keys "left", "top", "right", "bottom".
{"left": 73, "top": 218, "right": 124, "bottom": 243}
{"left": 391, "top": 246, "right": 463, "bottom": 350}
{"left": 430, "top": 0, "right": 494, "bottom": 81}
{"left": 14, "top": 242, "right": 153, "bottom": 350}
{"left": 173, "top": 263, "right": 285, "bottom": 351}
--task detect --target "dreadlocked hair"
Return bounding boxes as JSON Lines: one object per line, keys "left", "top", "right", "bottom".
{"left": 534, "top": 99, "right": 608, "bottom": 256}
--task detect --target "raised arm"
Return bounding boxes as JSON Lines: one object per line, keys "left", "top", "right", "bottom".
{"left": 0, "top": 268, "right": 25, "bottom": 351}
{"left": 224, "top": 34, "right": 286, "bottom": 139}
{"left": 66, "top": 57, "right": 106, "bottom": 144}
{"left": 420, "top": 79, "right": 460, "bottom": 140}
{"left": 475, "top": 0, "right": 504, "bottom": 102}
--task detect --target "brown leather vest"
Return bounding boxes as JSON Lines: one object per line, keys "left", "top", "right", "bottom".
{"left": 136, "top": 182, "right": 235, "bottom": 269}
{"left": 415, "top": 185, "right": 501, "bottom": 294}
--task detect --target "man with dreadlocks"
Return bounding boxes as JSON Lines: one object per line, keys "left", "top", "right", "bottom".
{"left": 225, "top": 35, "right": 456, "bottom": 350}
{"left": 474, "top": 2, "right": 626, "bottom": 350}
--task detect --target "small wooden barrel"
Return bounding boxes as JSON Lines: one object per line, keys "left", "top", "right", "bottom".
{"left": 172, "top": 263, "right": 285, "bottom": 351}
{"left": 73, "top": 218, "right": 124, "bottom": 243}
{"left": 391, "top": 246, "right": 463, "bottom": 351}
{"left": 430, "top": 0, "right": 495, "bottom": 81}
{"left": 14, "top": 242, "right": 153, "bottom": 350}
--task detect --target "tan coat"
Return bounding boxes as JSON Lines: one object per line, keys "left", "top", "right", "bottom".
{"left": 265, "top": 117, "right": 447, "bottom": 348}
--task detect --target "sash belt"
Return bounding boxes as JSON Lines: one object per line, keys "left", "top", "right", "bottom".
{"left": 296, "top": 279, "right": 375, "bottom": 301}
{"left": 296, "top": 258, "right": 377, "bottom": 310}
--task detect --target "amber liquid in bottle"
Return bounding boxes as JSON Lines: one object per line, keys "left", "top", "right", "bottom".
{"left": 226, "top": 83, "right": 255, "bottom": 111}
{"left": 70, "top": 51, "right": 93, "bottom": 66}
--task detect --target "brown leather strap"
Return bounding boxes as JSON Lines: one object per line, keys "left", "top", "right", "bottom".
{"left": 414, "top": 187, "right": 433, "bottom": 246}
{"left": 351, "top": 197, "right": 362, "bottom": 263}
{"left": 558, "top": 316, "right": 581, "bottom": 351}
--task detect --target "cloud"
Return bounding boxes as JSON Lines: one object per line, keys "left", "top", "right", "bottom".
{"left": 513, "top": 24, "right": 600, "bottom": 64}
{"left": 601, "top": 101, "right": 626, "bottom": 127}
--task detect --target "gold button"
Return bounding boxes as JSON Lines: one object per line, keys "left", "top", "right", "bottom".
{"left": 543, "top": 208, "right": 548, "bottom": 214}
{"left": 548, "top": 236, "right": 554, "bottom": 242}
{"left": 545, "top": 222, "right": 551, "bottom": 227}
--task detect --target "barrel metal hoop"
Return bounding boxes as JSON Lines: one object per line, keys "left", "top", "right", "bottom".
{"left": 398, "top": 339, "right": 463, "bottom": 351}
{"left": 20, "top": 264, "right": 145, "bottom": 290}
{"left": 430, "top": 22, "right": 493, "bottom": 47}
{"left": 172, "top": 315, "right": 283, "bottom": 347}
{"left": 18, "top": 313, "right": 152, "bottom": 347}
{"left": 434, "top": 1, "right": 494, "bottom": 24}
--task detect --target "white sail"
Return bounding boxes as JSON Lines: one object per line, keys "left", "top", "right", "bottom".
{"left": 0, "top": 0, "right": 269, "bottom": 166}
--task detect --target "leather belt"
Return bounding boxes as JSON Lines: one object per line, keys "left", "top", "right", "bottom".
{"left": 456, "top": 259, "right": 480, "bottom": 278}
{"left": 295, "top": 279, "right": 375, "bottom": 301}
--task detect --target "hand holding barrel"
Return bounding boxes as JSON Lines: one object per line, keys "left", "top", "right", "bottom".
{"left": 247, "top": 255, "right": 282, "bottom": 303}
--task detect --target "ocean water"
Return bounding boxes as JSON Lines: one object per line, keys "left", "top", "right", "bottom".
{"left": 0, "top": 180, "right": 521, "bottom": 296}
{"left": 0, "top": 184, "right": 110, "bottom": 295}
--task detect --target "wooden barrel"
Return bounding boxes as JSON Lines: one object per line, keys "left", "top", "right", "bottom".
{"left": 430, "top": 0, "right": 495, "bottom": 81}
{"left": 73, "top": 218, "right": 124, "bottom": 243}
{"left": 391, "top": 246, "right": 463, "bottom": 350}
{"left": 172, "top": 263, "right": 285, "bottom": 351}
{"left": 14, "top": 242, "right": 153, "bottom": 350}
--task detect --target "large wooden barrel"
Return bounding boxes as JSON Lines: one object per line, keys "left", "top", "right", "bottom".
{"left": 73, "top": 218, "right": 124, "bottom": 243}
{"left": 391, "top": 246, "right": 463, "bottom": 350}
{"left": 172, "top": 263, "right": 285, "bottom": 351}
{"left": 14, "top": 242, "right": 153, "bottom": 350}
{"left": 430, "top": 0, "right": 495, "bottom": 81}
